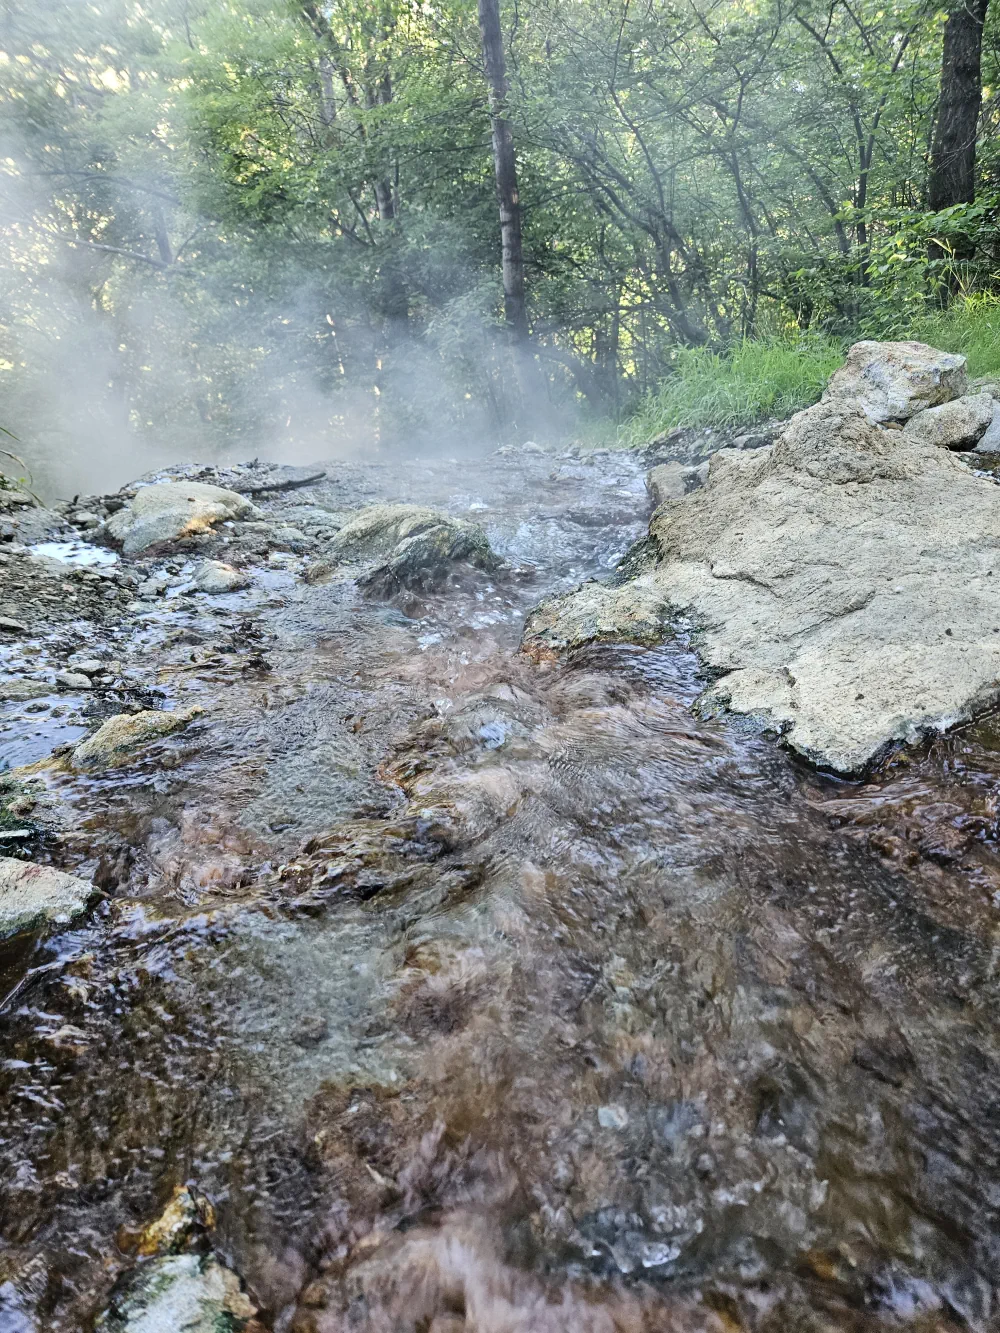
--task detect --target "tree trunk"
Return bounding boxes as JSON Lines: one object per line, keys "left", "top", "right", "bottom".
{"left": 477, "top": 0, "right": 529, "bottom": 341}
{"left": 928, "top": 0, "right": 990, "bottom": 211}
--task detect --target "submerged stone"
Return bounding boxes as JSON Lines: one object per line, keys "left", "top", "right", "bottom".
{"left": 106, "top": 483, "right": 260, "bottom": 555}
{"left": 330, "top": 503, "right": 499, "bottom": 596}
{"left": 0, "top": 856, "right": 94, "bottom": 940}
{"left": 523, "top": 372, "right": 1000, "bottom": 773}
{"left": 72, "top": 707, "right": 204, "bottom": 770}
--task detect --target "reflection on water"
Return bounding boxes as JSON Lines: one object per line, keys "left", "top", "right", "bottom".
{"left": 2, "top": 451, "right": 1000, "bottom": 1331}
{"left": 28, "top": 540, "right": 118, "bottom": 567}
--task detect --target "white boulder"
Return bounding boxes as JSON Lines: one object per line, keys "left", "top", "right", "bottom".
{"left": 822, "top": 340, "right": 967, "bottom": 422}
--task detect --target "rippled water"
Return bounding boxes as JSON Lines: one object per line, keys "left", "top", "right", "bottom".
{"left": 2, "top": 450, "right": 1000, "bottom": 1331}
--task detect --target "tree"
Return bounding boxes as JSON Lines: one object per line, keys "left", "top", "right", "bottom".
{"left": 477, "top": 0, "right": 529, "bottom": 341}
{"left": 928, "top": 0, "right": 991, "bottom": 211}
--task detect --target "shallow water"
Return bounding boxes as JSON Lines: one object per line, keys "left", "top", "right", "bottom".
{"left": 2, "top": 450, "right": 1000, "bottom": 1331}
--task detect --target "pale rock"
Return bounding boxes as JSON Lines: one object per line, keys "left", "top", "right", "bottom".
{"left": 106, "top": 483, "right": 260, "bottom": 555}
{"left": 0, "top": 680, "right": 50, "bottom": 702}
{"left": 974, "top": 401, "right": 1000, "bottom": 453}
{"left": 902, "top": 391, "right": 994, "bottom": 450}
{"left": 329, "top": 503, "right": 499, "bottom": 596}
{"left": 646, "top": 462, "right": 688, "bottom": 506}
{"left": 55, "top": 670, "right": 93, "bottom": 691}
{"left": 0, "top": 857, "right": 95, "bottom": 940}
{"left": 96, "top": 1254, "right": 255, "bottom": 1333}
{"left": 523, "top": 393, "right": 1000, "bottom": 773}
{"left": 193, "top": 560, "right": 248, "bottom": 595}
{"left": 72, "top": 706, "right": 204, "bottom": 770}
{"left": 822, "top": 339, "right": 967, "bottom": 422}
{"left": 0, "top": 617, "right": 28, "bottom": 633}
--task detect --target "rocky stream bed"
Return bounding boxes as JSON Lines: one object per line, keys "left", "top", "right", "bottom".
{"left": 3, "top": 343, "right": 1000, "bottom": 1332}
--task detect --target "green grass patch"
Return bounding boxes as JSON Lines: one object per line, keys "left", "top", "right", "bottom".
{"left": 901, "top": 295, "right": 1000, "bottom": 379}
{"left": 619, "top": 335, "right": 845, "bottom": 445}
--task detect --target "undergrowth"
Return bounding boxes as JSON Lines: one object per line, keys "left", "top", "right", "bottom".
{"left": 619, "top": 296, "right": 1000, "bottom": 445}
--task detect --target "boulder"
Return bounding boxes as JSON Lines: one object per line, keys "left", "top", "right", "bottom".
{"left": 0, "top": 857, "right": 95, "bottom": 940}
{"left": 96, "top": 1254, "right": 255, "bottom": 1333}
{"left": 105, "top": 483, "right": 260, "bottom": 556}
{"left": 822, "top": 339, "right": 967, "bottom": 423}
{"left": 975, "top": 401, "right": 1000, "bottom": 453}
{"left": 55, "top": 670, "right": 93, "bottom": 691}
{"left": 646, "top": 463, "right": 688, "bottom": 505}
{"left": 192, "top": 560, "right": 248, "bottom": 595}
{"left": 0, "top": 680, "right": 49, "bottom": 702}
{"left": 72, "top": 707, "right": 204, "bottom": 771}
{"left": 523, "top": 393, "right": 1000, "bottom": 774}
{"left": 329, "top": 504, "right": 500, "bottom": 596}
{"left": 902, "top": 392, "right": 994, "bottom": 449}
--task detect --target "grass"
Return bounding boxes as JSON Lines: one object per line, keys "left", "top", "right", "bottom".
{"left": 618, "top": 295, "right": 1000, "bottom": 446}
{"left": 618, "top": 335, "right": 844, "bottom": 445}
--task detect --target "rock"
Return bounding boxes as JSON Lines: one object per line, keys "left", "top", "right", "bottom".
{"left": 72, "top": 706, "right": 204, "bottom": 770}
{"left": 0, "top": 617, "right": 28, "bottom": 633}
{"left": 822, "top": 339, "right": 967, "bottom": 423}
{"left": 646, "top": 463, "right": 688, "bottom": 505}
{"left": 0, "top": 857, "right": 95, "bottom": 940}
{"left": 133, "top": 1185, "right": 216, "bottom": 1258}
{"left": 55, "top": 670, "right": 94, "bottom": 691}
{"left": 193, "top": 560, "right": 248, "bottom": 595}
{"left": 902, "top": 392, "right": 994, "bottom": 449}
{"left": 70, "top": 511, "right": 102, "bottom": 528}
{"left": 0, "top": 680, "right": 50, "bottom": 703}
{"left": 105, "top": 483, "right": 261, "bottom": 556}
{"left": 96, "top": 1254, "right": 256, "bottom": 1333}
{"left": 974, "top": 401, "right": 1000, "bottom": 453}
{"left": 329, "top": 504, "right": 500, "bottom": 596}
{"left": 523, "top": 393, "right": 1000, "bottom": 773}
{"left": 71, "top": 659, "right": 106, "bottom": 677}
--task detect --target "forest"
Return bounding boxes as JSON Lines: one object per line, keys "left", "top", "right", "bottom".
{"left": 1, "top": 0, "right": 998, "bottom": 470}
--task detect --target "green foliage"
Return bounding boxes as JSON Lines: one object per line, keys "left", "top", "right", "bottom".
{"left": 905, "top": 296, "right": 1000, "bottom": 379}
{"left": 619, "top": 337, "right": 846, "bottom": 442}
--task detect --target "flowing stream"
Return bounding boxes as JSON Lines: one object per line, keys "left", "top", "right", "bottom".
{"left": 2, "top": 447, "right": 1000, "bottom": 1331}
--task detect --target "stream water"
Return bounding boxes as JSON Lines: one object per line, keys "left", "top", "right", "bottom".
{"left": 2, "top": 449, "right": 1000, "bottom": 1332}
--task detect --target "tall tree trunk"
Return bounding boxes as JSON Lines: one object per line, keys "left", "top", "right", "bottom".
{"left": 928, "top": 0, "right": 990, "bottom": 211}
{"left": 477, "top": 0, "right": 529, "bottom": 342}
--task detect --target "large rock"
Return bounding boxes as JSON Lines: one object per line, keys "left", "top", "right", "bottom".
{"left": 106, "top": 483, "right": 260, "bottom": 555}
{"left": 523, "top": 395, "right": 1000, "bottom": 773}
{"left": 72, "top": 707, "right": 204, "bottom": 771}
{"left": 903, "top": 391, "right": 994, "bottom": 449}
{"left": 974, "top": 400, "right": 1000, "bottom": 452}
{"left": 329, "top": 504, "right": 500, "bottom": 596}
{"left": 0, "top": 857, "right": 95, "bottom": 940}
{"left": 822, "top": 340, "right": 967, "bottom": 423}
{"left": 97, "top": 1254, "right": 255, "bottom": 1333}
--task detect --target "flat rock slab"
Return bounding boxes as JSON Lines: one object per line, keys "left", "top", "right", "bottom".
{"left": 105, "top": 483, "right": 260, "bottom": 555}
{"left": 523, "top": 397, "right": 1000, "bottom": 773}
{"left": 0, "top": 857, "right": 95, "bottom": 939}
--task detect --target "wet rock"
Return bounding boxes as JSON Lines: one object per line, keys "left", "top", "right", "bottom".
{"left": 70, "top": 511, "right": 102, "bottom": 529}
{"left": 523, "top": 389, "right": 1000, "bottom": 773}
{"left": 0, "top": 617, "right": 28, "bottom": 633}
{"left": 55, "top": 670, "right": 93, "bottom": 691}
{"left": 193, "top": 560, "right": 248, "bottom": 595}
{"left": 71, "top": 659, "right": 106, "bottom": 677}
{"left": 0, "top": 680, "right": 49, "bottom": 703}
{"left": 329, "top": 504, "right": 500, "bottom": 596}
{"left": 821, "top": 339, "right": 967, "bottom": 423}
{"left": 97, "top": 1254, "right": 256, "bottom": 1333}
{"left": 72, "top": 706, "right": 204, "bottom": 770}
{"left": 902, "top": 392, "right": 994, "bottom": 450}
{"left": 132, "top": 1185, "right": 216, "bottom": 1257}
{"left": 105, "top": 483, "right": 261, "bottom": 556}
{"left": 0, "top": 857, "right": 95, "bottom": 940}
